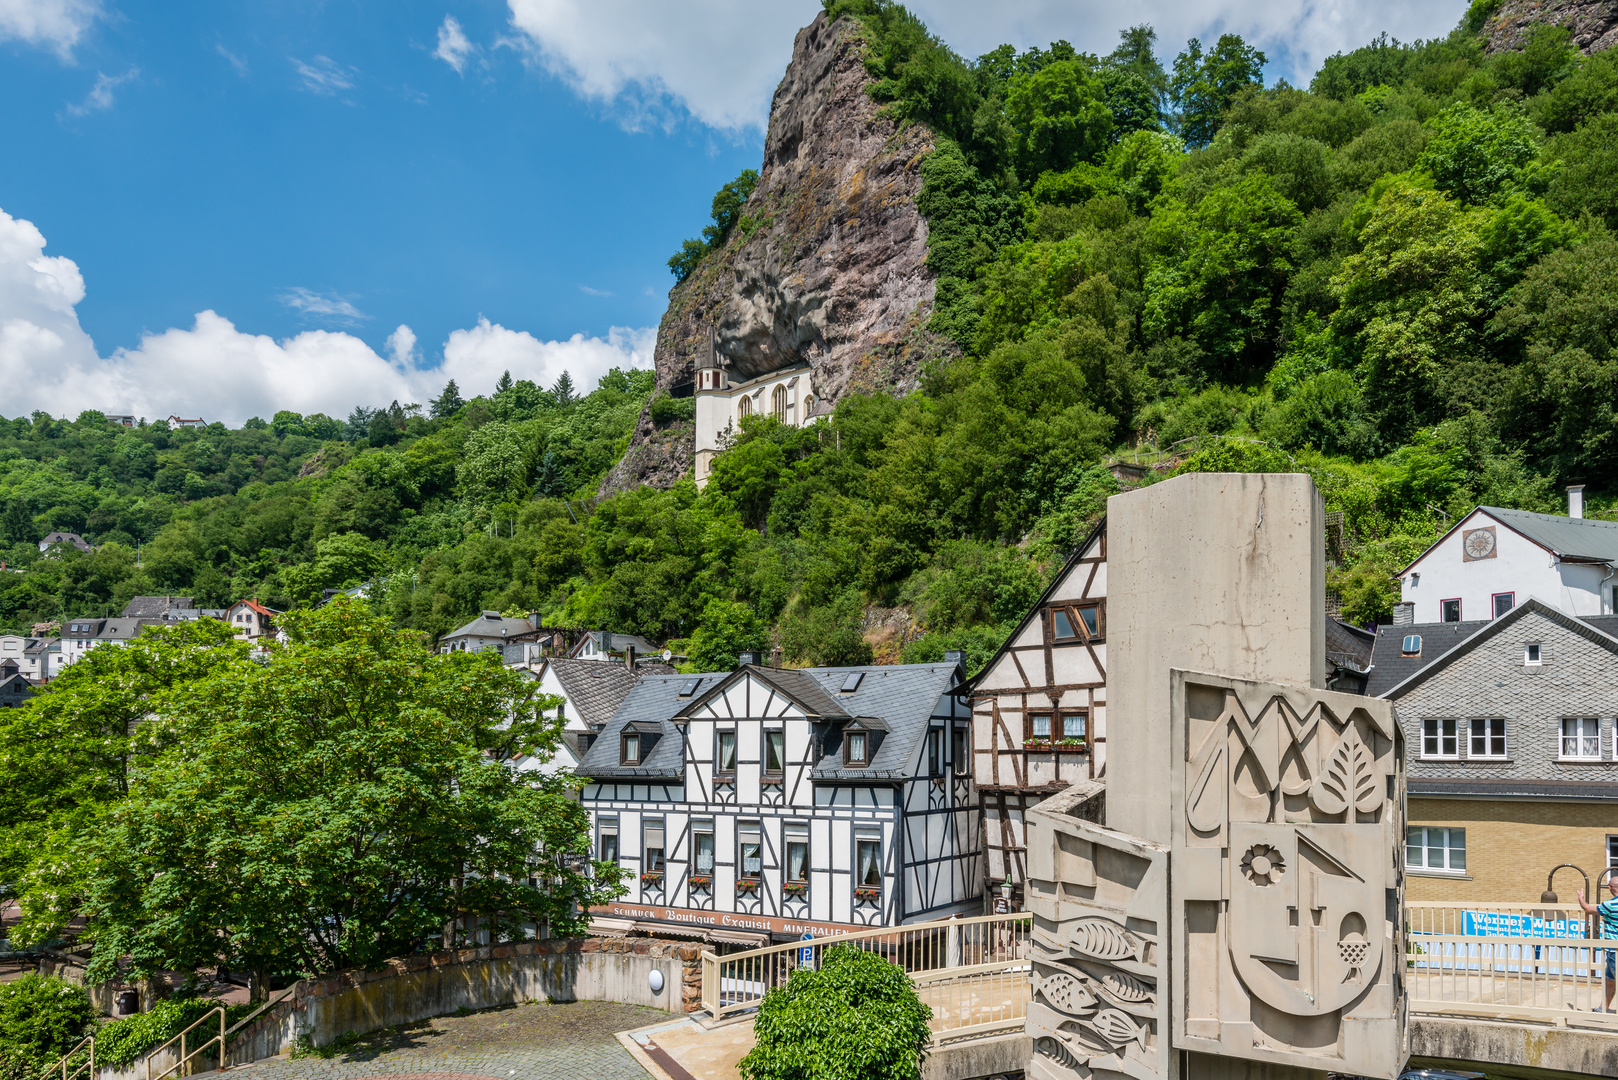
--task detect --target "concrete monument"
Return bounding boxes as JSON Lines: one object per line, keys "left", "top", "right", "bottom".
{"left": 1025, "top": 473, "right": 1407, "bottom": 1080}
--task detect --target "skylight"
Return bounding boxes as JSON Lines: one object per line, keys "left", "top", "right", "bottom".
{"left": 840, "top": 672, "right": 864, "bottom": 693}
{"left": 678, "top": 678, "right": 702, "bottom": 697}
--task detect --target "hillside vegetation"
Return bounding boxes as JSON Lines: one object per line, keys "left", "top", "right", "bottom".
{"left": 5, "top": 0, "right": 1616, "bottom": 668}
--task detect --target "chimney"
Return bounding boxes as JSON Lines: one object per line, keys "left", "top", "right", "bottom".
{"left": 944, "top": 649, "right": 965, "bottom": 667}
{"left": 1568, "top": 482, "right": 1586, "bottom": 520}
{"left": 624, "top": 644, "right": 636, "bottom": 672}
{"left": 738, "top": 650, "right": 760, "bottom": 667}
{"left": 1392, "top": 602, "right": 1415, "bottom": 626}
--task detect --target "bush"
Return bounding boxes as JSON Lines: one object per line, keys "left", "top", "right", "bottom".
{"left": 96, "top": 999, "right": 255, "bottom": 1070}
{"left": 739, "top": 944, "right": 932, "bottom": 1080}
{"left": 0, "top": 975, "right": 95, "bottom": 1080}
{"left": 649, "top": 395, "right": 695, "bottom": 426}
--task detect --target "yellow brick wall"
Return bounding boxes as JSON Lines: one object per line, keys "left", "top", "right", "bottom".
{"left": 1405, "top": 797, "right": 1617, "bottom": 903}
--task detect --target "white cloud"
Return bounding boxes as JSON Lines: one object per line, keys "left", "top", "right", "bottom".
{"left": 217, "top": 43, "right": 249, "bottom": 76}
{"left": 502, "top": 0, "right": 1458, "bottom": 132}
{"left": 0, "top": 0, "right": 101, "bottom": 57}
{"left": 434, "top": 15, "right": 478, "bottom": 74}
{"left": 0, "top": 205, "right": 653, "bottom": 424}
{"left": 280, "top": 287, "right": 367, "bottom": 324}
{"left": 291, "top": 55, "right": 356, "bottom": 97}
{"left": 63, "top": 68, "right": 137, "bottom": 118}
{"left": 579, "top": 285, "right": 612, "bottom": 297}
{"left": 441, "top": 317, "right": 654, "bottom": 397}
{"left": 386, "top": 324, "right": 418, "bottom": 367}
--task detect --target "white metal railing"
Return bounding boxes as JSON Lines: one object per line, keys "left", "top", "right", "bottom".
{"left": 699, "top": 913, "right": 1030, "bottom": 1041}
{"left": 1406, "top": 901, "right": 1618, "bottom": 1029}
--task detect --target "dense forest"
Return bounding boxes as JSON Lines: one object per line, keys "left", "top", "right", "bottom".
{"left": 6, "top": 0, "right": 1616, "bottom": 673}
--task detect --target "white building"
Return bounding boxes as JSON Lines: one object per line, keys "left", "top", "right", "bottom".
{"left": 1395, "top": 490, "right": 1618, "bottom": 623}
{"left": 224, "top": 598, "right": 280, "bottom": 641}
{"left": 692, "top": 333, "right": 823, "bottom": 487}
{"left": 0, "top": 635, "right": 60, "bottom": 682}
{"left": 576, "top": 657, "right": 980, "bottom": 941}
{"left": 438, "top": 610, "right": 536, "bottom": 654}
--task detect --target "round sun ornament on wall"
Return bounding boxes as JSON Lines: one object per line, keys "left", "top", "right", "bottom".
{"left": 1463, "top": 527, "right": 1496, "bottom": 560}
{"left": 1240, "top": 844, "right": 1286, "bottom": 886}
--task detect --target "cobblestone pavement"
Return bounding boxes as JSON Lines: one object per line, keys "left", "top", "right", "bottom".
{"left": 231, "top": 1001, "right": 667, "bottom": 1080}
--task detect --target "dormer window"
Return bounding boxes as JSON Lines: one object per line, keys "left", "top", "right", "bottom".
{"left": 845, "top": 731, "right": 869, "bottom": 767}
{"left": 621, "top": 731, "right": 641, "bottom": 765}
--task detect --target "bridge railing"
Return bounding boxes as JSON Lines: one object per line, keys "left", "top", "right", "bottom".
{"left": 1406, "top": 901, "right": 1618, "bottom": 1029}
{"left": 699, "top": 913, "right": 1030, "bottom": 1041}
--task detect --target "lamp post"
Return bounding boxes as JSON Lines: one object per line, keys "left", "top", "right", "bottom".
{"left": 1541, "top": 862, "right": 1588, "bottom": 905}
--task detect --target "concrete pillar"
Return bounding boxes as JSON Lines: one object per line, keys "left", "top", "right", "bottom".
{"left": 1104, "top": 472, "right": 1325, "bottom": 845}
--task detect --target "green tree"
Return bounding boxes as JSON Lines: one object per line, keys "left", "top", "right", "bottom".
{"left": 1170, "top": 34, "right": 1266, "bottom": 148}
{"left": 702, "top": 169, "right": 761, "bottom": 248}
{"left": 0, "top": 975, "right": 96, "bottom": 1080}
{"left": 667, "top": 238, "right": 708, "bottom": 284}
{"left": 0, "top": 619, "right": 249, "bottom": 945}
{"left": 457, "top": 421, "right": 530, "bottom": 514}
{"left": 685, "top": 598, "right": 770, "bottom": 672}
{"left": 1416, "top": 102, "right": 1541, "bottom": 206}
{"left": 1005, "top": 60, "right": 1114, "bottom": 179}
{"left": 552, "top": 372, "right": 577, "bottom": 407}
{"left": 739, "top": 944, "right": 932, "bottom": 1080}
{"left": 430, "top": 379, "right": 464, "bottom": 419}
{"left": 80, "top": 599, "right": 623, "bottom": 998}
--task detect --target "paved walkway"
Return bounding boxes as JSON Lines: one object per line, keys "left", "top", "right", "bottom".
{"left": 231, "top": 1001, "right": 667, "bottom": 1080}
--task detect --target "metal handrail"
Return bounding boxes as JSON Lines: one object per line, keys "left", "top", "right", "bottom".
{"left": 42, "top": 1034, "right": 92, "bottom": 1080}
{"left": 145, "top": 1007, "right": 226, "bottom": 1080}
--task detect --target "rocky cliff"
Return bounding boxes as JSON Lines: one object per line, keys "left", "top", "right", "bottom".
{"left": 1484, "top": 0, "right": 1618, "bottom": 53}
{"left": 600, "top": 11, "right": 953, "bottom": 495}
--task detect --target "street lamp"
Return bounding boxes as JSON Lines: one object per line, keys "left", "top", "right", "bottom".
{"left": 1541, "top": 863, "right": 1588, "bottom": 905}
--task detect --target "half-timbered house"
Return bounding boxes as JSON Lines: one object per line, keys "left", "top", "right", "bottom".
{"left": 959, "top": 522, "right": 1108, "bottom": 910}
{"left": 574, "top": 658, "right": 980, "bottom": 942}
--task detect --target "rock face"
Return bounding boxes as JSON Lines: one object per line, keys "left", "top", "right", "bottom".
{"left": 1485, "top": 0, "right": 1618, "bottom": 53}
{"left": 602, "top": 11, "right": 953, "bottom": 494}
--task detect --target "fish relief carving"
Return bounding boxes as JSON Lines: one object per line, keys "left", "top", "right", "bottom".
{"left": 1069, "top": 916, "right": 1140, "bottom": 960}
{"left": 1033, "top": 968, "right": 1099, "bottom": 1015}
{"left": 1095, "top": 968, "right": 1155, "bottom": 1015}
{"left": 1090, "top": 1008, "right": 1148, "bottom": 1049}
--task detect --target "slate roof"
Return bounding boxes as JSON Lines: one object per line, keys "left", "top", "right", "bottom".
{"left": 442, "top": 611, "right": 535, "bottom": 641}
{"left": 122, "top": 596, "right": 195, "bottom": 618}
{"left": 575, "top": 662, "right": 961, "bottom": 783}
{"left": 572, "top": 630, "right": 664, "bottom": 658}
{"left": 1398, "top": 505, "right": 1618, "bottom": 578}
{"left": 1411, "top": 778, "right": 1618, "bottom": 801}
{"left": 1367, "top": 598, "right": 1618, "bottom": 699}
{"left": 97, "top": 618, "right": 164, "bottom": 642}
{"left": 545, "top": 658, "right": 670, "bottom": 728}
{"left": 1324, "top": 618, "right": 1376, "bottom": 674}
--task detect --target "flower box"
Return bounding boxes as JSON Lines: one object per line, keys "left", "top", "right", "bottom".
{"left": 853, "top": 886, "right": 881, "bottom": 903}
{"left": 640, "top": 872, "right": 664, "bottom": 887}
{"left": 736, "top": 879, "right": 760, "bottom": 895}
{"left": 688, "top": 875, "right": 712, "bottom": 891}
{"left": 783, "top": 882, "right": 809, "bottom": 897}
{"left": 1023, "top": 738, "right": 1087, "bottom": 752}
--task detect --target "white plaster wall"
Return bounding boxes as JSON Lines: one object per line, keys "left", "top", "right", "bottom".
{"left": 1400, "top": 510, "right": 1608, "bottom": 620}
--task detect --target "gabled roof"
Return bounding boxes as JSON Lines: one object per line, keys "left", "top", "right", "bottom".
{"left": 1372, "top": 598, "right": 1618, "bottom": 699}
{"left": 575, "top": 662, "right": 961, "bottom": 783}
{"left": 1398, "top": 505, "right": 1618, "bottom": 577}
{"left": 544, "top": 658, "right": 653, "bottom": 728}
{"left": 957, "top": 518, "right": 1106, "bottom": 696}
{"left": 442, "top": 611, "right": 535, "bottom": 640}
{"left": 122, "top": 595, "right": 194, "bottom": 618}
{"left": 229, "top": 598, "right": 279, "bottom": 618}
{"left": 571, "top": 630, "right": 663, "bottom": 658}
{"left": 1324, "top": 618, "right": 1376, "bottom": 674}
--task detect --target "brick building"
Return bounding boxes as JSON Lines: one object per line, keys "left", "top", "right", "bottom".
{"left": 1369, "top": 598, "right": 1618, "bottom": 901}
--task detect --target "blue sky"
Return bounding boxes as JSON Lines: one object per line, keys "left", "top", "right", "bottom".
{"left": 0, "top": 0, "right": 1462, "bottom": 423}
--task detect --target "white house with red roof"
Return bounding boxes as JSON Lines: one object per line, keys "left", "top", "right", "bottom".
{"left": 225, "top": 598, "right": 281, "bottom": 641}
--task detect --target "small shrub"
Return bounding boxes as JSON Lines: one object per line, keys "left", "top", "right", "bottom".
{"left": 739, "top": 945, "right": 931, "bottom": 1080}
{"left": 0, "top": 975, "right": 96, "bottom": 1080}
{"left": 290, "top": 1030, "right": 361, "bottom": 1060}
{"left": 96, "top": 999, "right": 255, "bottom": 1069}
{"left": 649, "top": 395, "right": 695, "bottom": 426}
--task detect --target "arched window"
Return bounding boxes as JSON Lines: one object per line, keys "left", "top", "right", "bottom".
{"left": 737, "top": 395, "right": 752, "bottom": 419}
{"left": 802, "top": 393, "right": 815, "bottom": 417}
{"left": 772, "top": 384, "right": 788, "bottom": 422}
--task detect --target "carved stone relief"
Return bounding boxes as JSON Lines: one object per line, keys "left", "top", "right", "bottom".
{"left": 1025, "top": 783, "right": 1170, "bottom": 1080}
{"left": 1169, "top": 670, "right": 1407, "bottom": 1079}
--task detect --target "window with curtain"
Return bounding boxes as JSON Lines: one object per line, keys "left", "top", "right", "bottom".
{"left": 716, "top": 729, "right": 737, "bottom": 773}
{"left": 1062, "top": 712, "right": 1087, "bottom": 741}
{"left": 693, "top": 821, "right": 715, "bottom": 873}
{"left": 856, "top": 830, "right": 882, "bottom": 887}
{"left": 1029, "top": 713, "right": 1052, "bottom": 739}
{"left": 643, "top": 819, "right": 665, "bottom": 872}
{"left": 1562, "top": 717, "right": 1600, "bottom": 759}
{"left": 785, "top": 824, "right": 808, "bottom": 883}
{"left": 764, "top": 729, "right": 785, "bottom": 774}
{"left": 598, "top": 817, "right": 618, "bottom": 864}
{"left": 739, "top": 822, "right": 762, "bottom": 880}
{"left": 846, "top": 730, "right": 868, "bottom": 765}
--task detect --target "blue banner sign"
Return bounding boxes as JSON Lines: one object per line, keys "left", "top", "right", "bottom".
{"left": 1461, "top": 911, "right": 1585, "bottom": 939}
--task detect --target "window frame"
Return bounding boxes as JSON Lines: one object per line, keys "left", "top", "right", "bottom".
{"left": 1027, "top": 712, "right": 1053, "bottom": 745}
{"left": 1407, "top": 826, "right": 1466, "bottom": 875}
{"left": 643, "top": 818, "right": 666, "bottom": 875}
{"left": 1441, "top": 598, "right": 1462, "bottom": 623}
{"left": 1468, "top": 717, "right": 1508, "bottom": 759}
{"left": 1421, "top": 717, "right": 1459, "bottom": 760}
{"left": 598, "top": 816, "right": 619, "bottom": 865}
{"left": 621, "top": 730, "right": 642, "bottom": 766}
{"left": 715, "top": 727, "right": 738, "bottom": 776}
{"left": 844, "top": 728, "right": 869, "bottom": 768}
{"left": 1560, "top": 717, "right": 1602, "bottom": 761}
{"left": 1492, "top": 592, "right": 1515, "bottom": 619}
{"left": 692, "top": 819, "right": 715, "bottom": 875}
{"left": 1048, "top": 602, "right": 1105, "bottom": 643}
{"left": 763, "top": 727, "right": 786, "bottom": 777}
{"left": 1401, "top": 634, "right": 1422, "bottom": 657}
{"left": 952, "top": 724, "right": 970, "bottom": 776}
{"left": 855, "top": 828, "right": 883, "bottom": 889}
{"left": 771, "top": 384, "right": 788, "bottom": 422}
{"left": 1524, "top": 643, "right": 1543, "bottom": 666}
{"left": 737, "top": 821, "right": 763, "bottom": 882}
{"left": 784, "top": 823, "right": 809, "bottom": 884}
{"left": 1059, "top": 710, "right": 1088, "bottom": 747}
{"left": 927, "top": 728, "right": 943, "bottom": 776}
